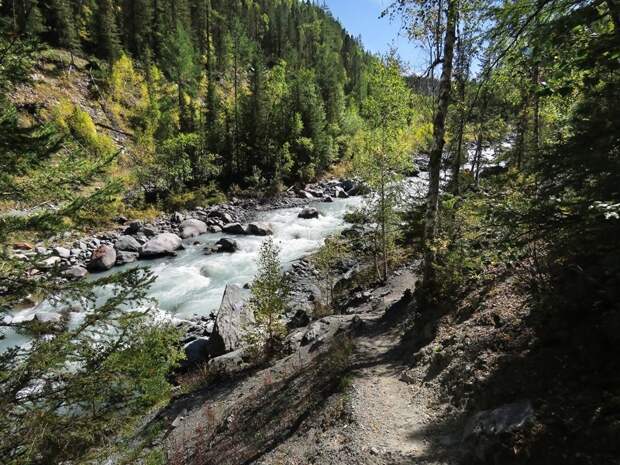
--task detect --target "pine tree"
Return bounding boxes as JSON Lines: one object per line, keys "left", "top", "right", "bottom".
{"left": 92, "top": 0, "right": 120, "bottom": 61}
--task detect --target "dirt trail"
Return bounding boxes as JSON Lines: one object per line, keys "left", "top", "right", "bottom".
{"left": 256, "top": 269, "right": 460, "bottom": 465}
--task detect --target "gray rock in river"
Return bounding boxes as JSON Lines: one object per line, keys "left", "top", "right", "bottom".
{"left": 209, "top": 284, "right": 254, "bottom": 355}
{"left": 180, "top": 219, "right": 208, "bottom": 239}
{"left": 115, "top": 235, "right": 142, "bottom": 252}
{"left": 216, "top": 238, "right": 238, "bottom": 253}
{"left": 222, "top": 222, "right": 247, "bottom": 235}
{"left": 298, "top": 207, "right": 320, "bottom": 219}
{"left": 140, "top": 233, "right": 183, "bottom": 258}
{"left": 116, "top": 251, "right": 139, "bottom": 265}
{"left": 204, "top": 237, "right": 239, "bottom": 255}
{"left": 87, "top": 245, "right": 117, "bottom": 272}
{"left": 246, "top": 222, "right": 273, "bottom": 236}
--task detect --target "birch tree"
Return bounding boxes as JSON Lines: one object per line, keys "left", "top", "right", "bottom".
{"left": 355, "top": 54, "right": 412, "bottom": 282}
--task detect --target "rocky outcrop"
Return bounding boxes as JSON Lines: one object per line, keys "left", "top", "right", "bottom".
{"left": 209, "top": 284, "right": 254, "bottom": 356}
{"left": 140, "top": 233, "right": 183, "bottom": 258}
{"left": 87, "top": 245, "right": 116, "bottom": 272}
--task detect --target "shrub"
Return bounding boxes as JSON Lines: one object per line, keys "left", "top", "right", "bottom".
{"left": 53, "top": 99, "right": 115, "bottom": 156}
{"left": 247, "top": 238, "right": 290, "bottom": 357}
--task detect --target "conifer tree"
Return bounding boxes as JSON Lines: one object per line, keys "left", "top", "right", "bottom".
{"left": 92, "top": 0, "right": 120, "bottom": 61}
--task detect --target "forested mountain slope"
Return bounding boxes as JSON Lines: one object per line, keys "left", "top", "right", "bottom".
{"left": 2, "top": 0, "right": 376, "bottom": 207}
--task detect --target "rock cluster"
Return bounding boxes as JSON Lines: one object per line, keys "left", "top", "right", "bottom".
{"left": 296, "top": 178, "right": 369, "bottom": 201}
{"left": 11, "top": 203, "right": 249, "bottom": 279}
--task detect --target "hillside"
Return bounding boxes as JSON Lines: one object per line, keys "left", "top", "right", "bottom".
{"left": 2, "top": 0, "right": 376, "bottom": 208}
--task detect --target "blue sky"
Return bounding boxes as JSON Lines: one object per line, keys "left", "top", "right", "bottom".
{"left": 322, "top": 0, "right": 427, "bottom": 71}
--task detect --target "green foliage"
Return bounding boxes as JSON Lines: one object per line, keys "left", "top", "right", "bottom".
{"left": 0, "top": 33, "right": 182, "bottom": 465}
{"left": 1, "top": 0, "right": 379, "bottom": 195}
{"left": 53, "top": 99, "right": 116, "bottom": 156}
{"left": 0, "top": 267, "right": 183, "bottom": 465}
{"left": 353, "top": 54, "right": 413, "bottom": 281}
{"left": 248, "top": 238, "right": 290, "bottom": 356}
{"left": 142, "top": 133, "right": 221, "bottom": 197}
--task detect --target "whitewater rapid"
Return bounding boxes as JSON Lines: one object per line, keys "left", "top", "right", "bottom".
{"left": 0, "top": 196, "right": 364, "bottom": 350}
{"left": 1, "top": 175, "right": 430, "bottom": 352}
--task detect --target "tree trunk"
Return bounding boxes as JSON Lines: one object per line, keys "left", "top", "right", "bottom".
{"left": 452, "top": 107, "right": 465, "bottom": 195}
{"left": 381, "top": 171, "right": 388, "bottom": 282}
{"left": 422, "top": 0, "right": 457, "bottom": 290}
{"left": 515, "top": 89, "right": 529, "bottom": 170}
{"left": 473, "top": 130, "right": 483, "bottom": 186}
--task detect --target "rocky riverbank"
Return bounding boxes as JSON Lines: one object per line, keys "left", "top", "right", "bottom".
{"left": 4, "top": 178, "right": 368, "bottom": 346}
{"left": 8, "top": 178, "right": 366, "bottom": 282}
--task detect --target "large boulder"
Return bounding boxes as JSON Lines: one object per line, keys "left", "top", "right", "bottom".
{"left": 208, "top": 348, "right": 250, "bottom": 375}
{"left": 209, "top": 284, "right": 254, "bottom": 355}
{"left": 222, "top": 222, "right": 247, "bottom": 235}
{"left": 461, "top": 401, "right": 535, "bottom": 463}
{"left": 247, "top": 222, "right": 273, "bottom": 236}
{"left": 180, "top": 219, "right": 208, "bottom": 239}
{"left": 87, "top": 245, "right": 116, "bottom": 272}
{"left": 298, "top": 207, "right": 320, "bottom": 219}
{"left": 181, "top": 337, "right": 211, "bottom": 369}
{"left": 115, "top": 235, "right": 142, "bottom": 252}
{"left": 140, "top": 233, "right": 183, "bottom": 258}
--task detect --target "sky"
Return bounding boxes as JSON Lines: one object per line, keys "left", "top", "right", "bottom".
{"left": 322, "top": 0, "right": 427, "bottom": 72}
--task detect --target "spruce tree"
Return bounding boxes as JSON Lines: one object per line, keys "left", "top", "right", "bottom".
{"left": 92, "top": 0, "right": 120, "bottom": 61}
